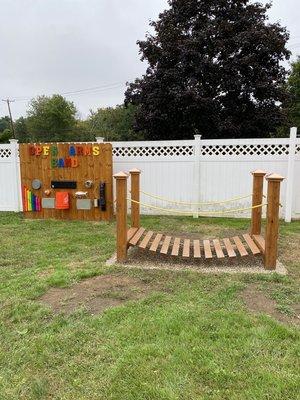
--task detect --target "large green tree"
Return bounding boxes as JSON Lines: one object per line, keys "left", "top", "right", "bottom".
{"left": 286, "top": 57, "right": 300, "bottom": 129}
{"left": 14, "top": 117, "right": 30, "bottom": 142}
{"left": 125, "top": 0, "right": 290, "bottom": 139}
{"left": 26, "top": 95, "right": 77, "bottom": 142}
{"left": 276, "top": 57, "right": 300, "bottom": 136}
{"left": 0, "top": 116, "right": 12, "bottom": 143}
{"left": 0, "top": 116, "right": 10, "bottom": 133}
{"left": 88, "top": 104, "right": 143, "bottom": 141}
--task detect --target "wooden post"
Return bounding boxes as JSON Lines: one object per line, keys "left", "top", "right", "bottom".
{"left": 114, "top": 172, "right": 128, "bottom": 262}
{"left": 251, "top": 170, "right": 266, "bottom": 236}
{"left": 129, "top": 169, "right": 141, "bottom": 228}
{"left": 264, "top": 173, "right": 284, "bottom": 270}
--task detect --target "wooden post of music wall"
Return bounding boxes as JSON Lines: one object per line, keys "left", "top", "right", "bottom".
{"left": 19, "top": 142, "right": 113, "bottom": 221}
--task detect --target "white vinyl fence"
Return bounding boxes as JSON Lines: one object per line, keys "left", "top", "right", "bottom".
{"left": 111, "top": 128, "right": 300, "bottom": 221}
{"left": 0, "top": 130, "right": 299, "bottom": 221}
{"left": 0, "top": 139, "right": 21, "bottom": 212}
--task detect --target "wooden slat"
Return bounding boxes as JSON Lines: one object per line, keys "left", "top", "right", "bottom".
{"left": 160, "top": 236, "right": 172, "bottom": 254}
{"left": 252, "top": 235, "right": 265, "bottom": 254}
{"left": 182, "top": 239, "right": 190, "bottom": 258}
{"left": 243, "top": 234, "right": 260, "bottom": 255}
{"left": 139, "top": 231, "right": 154, "bottom": 249}
{"left": 193, "top": 240, "right": 201, "bottom": 258}
{"left": 127, "top": 227, "right": 139, "bottom": 243}
{"left": 171, "top": 238, "right": 180, "bottom": 256}
{"left": 149, "top": 233, "right": 163, "bottom": 252}
{"left": 213, "top": 239, "right": 225, "bottom": 259}
{"left": 232, "top": 236, "right": 248, "bottom": 257}
{"left": 223, "top": 238, "right": 236, "bottom": 258}
{"left": 129, "top": 227, "right": 146, "bottom": 246}
{"left": 203, "top": 240, "right": 213, "bottom": 259}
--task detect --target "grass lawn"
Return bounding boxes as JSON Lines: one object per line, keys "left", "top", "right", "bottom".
{"left": 0, "top": 213, "right": 299, "bottom": 400}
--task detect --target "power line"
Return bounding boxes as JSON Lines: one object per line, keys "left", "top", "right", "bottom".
{"left": 10, "top": 81, "right": 130, "bottom": 102}
{"left": 60, "top": 82, "right": 125, "bottom": 95}
{"left": 62, "top": 83, "right": 125, "bottom": 98}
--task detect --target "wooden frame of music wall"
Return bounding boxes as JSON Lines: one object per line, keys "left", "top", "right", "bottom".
{"left": 19, "top": 142, "right": 113, "bottom": 221}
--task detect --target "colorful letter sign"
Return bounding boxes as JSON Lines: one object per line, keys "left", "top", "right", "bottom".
{"left": 28, "top": 144, "right": 100, "bottom": 168}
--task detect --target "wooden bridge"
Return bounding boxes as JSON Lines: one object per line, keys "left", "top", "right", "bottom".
{"left": 127, "top": 227, "right": 265, "bottom": 259}
{"left": 114, "top": 169, "right": 284, "bottom": 270}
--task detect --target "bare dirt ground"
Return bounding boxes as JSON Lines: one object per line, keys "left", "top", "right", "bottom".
{"left": 40, "top": 274, "right": 161, "bottom": 315}
{"left": 241, "top": 284, "right": 300, "bottom": 325}
{"left": 118, "top": 246, "right": 287, "bottom": 275}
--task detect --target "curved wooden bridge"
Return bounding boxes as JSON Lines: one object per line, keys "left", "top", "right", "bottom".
{"left": 127, "top": 227, "right": 265, "bottom": 259}
{"left": 114, "top": 169, "right": 284, "bottom": 269}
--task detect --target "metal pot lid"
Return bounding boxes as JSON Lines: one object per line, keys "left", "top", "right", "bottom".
{"left": 32, "top": 179, "right": 42, "bottom": 190}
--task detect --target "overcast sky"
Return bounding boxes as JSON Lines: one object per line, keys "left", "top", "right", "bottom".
{"left": 1, "top": 0, "right": 299, "bottom": 120}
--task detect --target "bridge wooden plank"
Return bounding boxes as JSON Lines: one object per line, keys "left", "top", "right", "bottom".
{"left": 213, "top": 239, "right": 225, "bottom": 258}
{"left": 243, "top": 234, "right": 260, "bottom": 255}
{"left": 171, "top": 238, "right": 180, "bottom": 256}
{"left": 139, "top": 231, "right": 154, "bottom": 249}
{"left": 160, "top": 236, "right": 172, "bottom": 254}
{"left": 203, "top": 240, "right": 213, "bottom": 259}
{"left": 232, "top": 236, "right": 248, "bottom": 257}
{"left": 223, "top": 238, "right": 236, "bottom": 258}
{"left": 129, "top": 228, "right": 146, "bottom": 246}
{"left": 252, "top": 235, "right": 265, "bottom": 254}
{"left": 127, "top": 227, "right": 139, "bottom": 243}
{"left": 182, "top": 239, "right": 190, "bottom": 258}
{"left": 193, "top": 240, "right": 201, "bottom": 258}
{"left": 149, "top": 233, "right": 163, "bottom": 252}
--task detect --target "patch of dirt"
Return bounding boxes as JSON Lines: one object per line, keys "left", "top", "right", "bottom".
{"left": 40, "top": 274, "right": 160, "bottom": 316}
{"left": 241, "top": 284, "right": 300, "bottom": 325}
{"left": 125, "top": 246, "right": 265, "bottom": 271}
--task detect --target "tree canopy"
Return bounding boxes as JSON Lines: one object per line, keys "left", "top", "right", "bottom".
{"left": 125, "top": 0, "right": 291, "bottom": 140}
{"left": 286, "top": 57, "right": 300, "bottom": 129}
{"left": 0, "top": 116, "right": 12, "bottom": 143}
{"left": 26, "top": 95, "right": 77, "bottom": 142}
{"left": 88, "top": 104, "right": 144, "bottom": 141}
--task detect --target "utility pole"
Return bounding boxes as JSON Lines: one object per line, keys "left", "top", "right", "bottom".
{"left": 1, "top": 98, "right": 16, "bottom": 138}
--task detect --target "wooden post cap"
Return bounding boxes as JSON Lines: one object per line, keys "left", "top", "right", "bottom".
{"left": 266, "top": 173, "right": 285, "bottom": 181}
{"left": 129, "top": 168, "right": 141, "bottom": 175}
{"left": 113, "top": 171, "right": 128, "bottom": 179}
{"left": 251, "top": 169, "right": 267, "bottom": 176}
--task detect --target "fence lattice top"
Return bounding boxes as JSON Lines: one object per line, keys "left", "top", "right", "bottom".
{"left": 0, "top": 148, "right": 12, "bottom": 159}
{"left": 112, "top": 138, "right": 300, "bottom": 158}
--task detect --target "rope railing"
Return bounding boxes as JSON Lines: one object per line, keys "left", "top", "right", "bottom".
{"left": 138, "top": 190, "right": 266, "bottom": 206}
{"left": 128, "top": 198, "right": 268, "bottom": 216}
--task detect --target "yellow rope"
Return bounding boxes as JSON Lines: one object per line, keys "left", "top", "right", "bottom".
{"left": 139, "top": 190, "right": 254, "bottom": 205}
{"left": 128, "top": 198, "right": 268, "bottom": 216}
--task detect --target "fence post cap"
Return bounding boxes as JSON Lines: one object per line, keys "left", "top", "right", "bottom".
{"left": 194, "top": 134, "right": 202, "bottom": 140}
{"left": 95, "top": 136, "right": 104, "bottom": 143}
{"left": 251, "top": 169, "right": 267, "bottom": 176}
{"left": 266, "top": 173, "right": 285, "bottom": 181}
{"left": 129, "top": 168, "right": 141, "bottom": 175}
{"left": 114, "top": 171, "right": 128, "bottom": 180}
{"left": 9, "top": 139, "right": 18, "bottom": 144}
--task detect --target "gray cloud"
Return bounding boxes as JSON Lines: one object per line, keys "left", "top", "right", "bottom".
{"left": 0, "top": 0, "right": 299, "bottom": 119}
